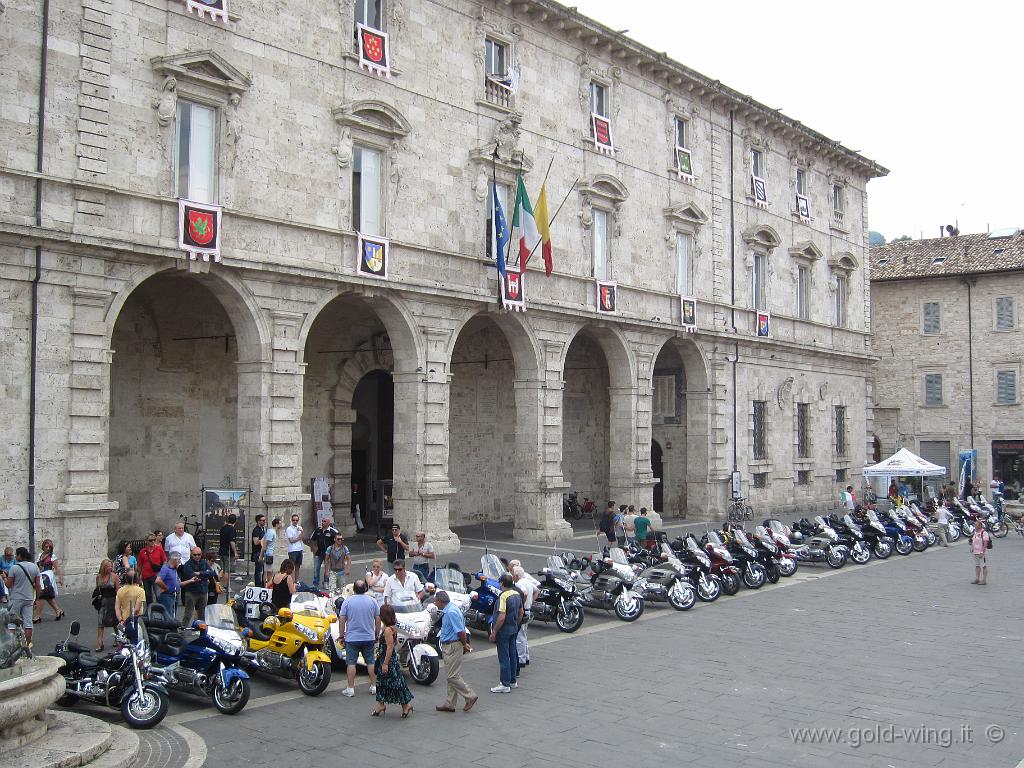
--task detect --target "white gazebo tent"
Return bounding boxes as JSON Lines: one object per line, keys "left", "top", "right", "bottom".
{"left": 863, "top": 447, "right": 947, "bottom": 502}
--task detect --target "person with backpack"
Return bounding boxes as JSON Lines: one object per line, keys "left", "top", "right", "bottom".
{"left": 970, "top": 517, "right": 991, "bottom": 585}
{"left": 34, "top": 539, "right": 64, "bottom": 622}
{"left": 598, "top": 502, "right": 616, "bottom": 547}
{"left": 138, "top": 533, "right": 167, "bottom": 604}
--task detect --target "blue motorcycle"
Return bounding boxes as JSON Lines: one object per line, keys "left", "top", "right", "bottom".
{"left": 144, "top": 604, "right": 251, "bottom": 714}
{"left": 464, "top": 554, "right": 507, "bottom": 631}
{"left": 878, "top": 509, "right": 914, "bottom": 555}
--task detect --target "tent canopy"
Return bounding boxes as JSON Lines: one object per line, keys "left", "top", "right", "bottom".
{"left": 863, "top": 447, "right": 947, "bottom": 478}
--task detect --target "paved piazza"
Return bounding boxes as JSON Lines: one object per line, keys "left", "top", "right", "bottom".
{"left": 30, "top": 522, "right": 1024, "bottom": 768}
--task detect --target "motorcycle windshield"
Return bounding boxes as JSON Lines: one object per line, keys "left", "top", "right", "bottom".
{"left": 842, "top": 515, "right": 860, "bottom": 532}
{"left": 685, "top": 537, "right": 702, "bottom": 554}
{"left": 546, "top": 556, "right": 571, "bottom": 576}
{"left": 205, "top": 604, "right": 238, "bottom": 630}
{"left": 390, "top": 591, "right": 424, "bottom": 614}
{"left": 705, "top": 531, "right": 724, "bottom": 547}
{"left": 291, "top": 592, "right": 331, "bottom": 619}
{"left": 481, "top": 554, "right": 507, "bottom": 581}
{"left": 432, "top": 568, "right": 467, "bottom": 594}
{"left": 607, "top": 547, "right": 629, "bottom": 565}
{"left": 659, "top": 543, "right": 679, "bottom": 562}
{"left": 734, "top": 530, "right": 752, "bottom": 548}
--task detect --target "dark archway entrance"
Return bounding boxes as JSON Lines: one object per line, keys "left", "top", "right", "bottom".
{"left": 651, "top": 439, "right": 664, "bottom": 513}
{"left": 561, "top": 332, "right": 611, "bottom": 506}
{"left": 352, "top": 370, "right": 394, "bottom": 533}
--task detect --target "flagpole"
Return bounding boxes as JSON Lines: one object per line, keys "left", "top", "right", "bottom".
{"left": 520, "top": 157, "right": 556, "bottom": 272}
{"left": 491, "top": 143, "right": 503, "bottom": 309}
{"left": 524, "top": 176, "right": 579, "bottom": 266}
{"left": 506, "top": 151, "right": 525, "bottom": 271}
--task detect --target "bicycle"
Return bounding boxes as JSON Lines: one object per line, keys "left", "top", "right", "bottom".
{"left": 180, "top": 513, "right": 207, "bottom": 550}
{"left": 726, "top": 496, "right": 754, "bottom": 523}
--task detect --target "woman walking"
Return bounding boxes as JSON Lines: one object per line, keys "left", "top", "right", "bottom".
{"left": 371, "top": 604, "right": 414, "bottom": 718}
{"left": 971, "top": 517, "right": 991, "bottom": 585}
{"left": 94, "top": 559, "right": 120, "bottom": 650}
{"left": 34, "top": 539, "right": 65, "bottom": 622}
{"left": 270, "top": 559, "right": 296, "bottom": 611}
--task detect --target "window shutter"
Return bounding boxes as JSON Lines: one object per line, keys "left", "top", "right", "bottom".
{"left": 996, "top": 297, "right": 1014, "bottom": 330}
{"left": 924, "top": 373, "right": 943, "bottom": 406}
{"left": 997, "top": 371, "right": 1017, "bottom": 404}
{"left": 923, "top": 302, "right": 940, "bottom": 334}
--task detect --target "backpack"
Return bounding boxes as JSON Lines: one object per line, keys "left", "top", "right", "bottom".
{"left": 599, "top": 514, "right": 613, "bottom": 535}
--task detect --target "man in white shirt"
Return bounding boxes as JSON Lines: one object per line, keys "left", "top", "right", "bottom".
{"left": 512, "top": 565, "right": 540, "bottom": 670}
{"left": 285, "top": 514, "right": 304, "bottom": 581}
{"left": 935, "top": 501, "right": 951, "bottom": 547}
{"left": 164, "top": 522, "right": 196, "bottom": 563}
{"left": 383, "top": 560, "right": 425, "bottom": 604}
{"left": 409, "top": 531, "right": 435, "bottom": 582}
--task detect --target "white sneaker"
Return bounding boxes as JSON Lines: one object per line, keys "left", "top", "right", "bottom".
{"left": 341, "top": 688, "right": 355, "bottom": 697}
{"left": 510, "top": 682, "right": 518, "bottom": 689}
{"left": 368, "top": 686, "right": 376, "bottom": 695}
{"left": 490, "top": 685, "right": 511, "bottom": 693}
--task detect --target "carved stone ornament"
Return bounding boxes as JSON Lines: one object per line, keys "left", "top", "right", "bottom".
{"left": 777, "top": 376, "right": 794, "bottom": 410}
{"left": 332, "top": 126, "right": 353, "bottom": 169}
{"left": 152, "top": 76, "right": 177, "bottom": 127}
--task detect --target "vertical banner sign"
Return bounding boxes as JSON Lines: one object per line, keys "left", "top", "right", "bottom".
{"left": 752, "top": 175, "right": 768, "bottom": 207}
{"left": 357, "top": 233, "right": 389, "bottom": 279}
{"left": 958, "top": 449, "right": 977, "bottom": 490}
{"left": 675, "top": 147, "right": 693, "bottom": 180}
{"left": 500, "top": 270, "right": 526, "bottom": 312}
{"left": 183, "top": 0, "right": 229, "bottom": 23}
{"left": 596, "top": 280, "right": 617, "bottom": 314}
{"left": 357, "top": 23, "right": 392, "bottom": 78}
{"left": 591, "top": 114, "right": 614, "bottom": 156}
{"left": 756, "top": 311, "right": 771, "bottom": 338}
{"left": 178, "top": 199, "right": 222, "bottom": 262}
{"left": 680, "top": 296, "right": 697, "bottom": 332}
{"left": 796, "top": 194, "right": 810, "bottom": 219}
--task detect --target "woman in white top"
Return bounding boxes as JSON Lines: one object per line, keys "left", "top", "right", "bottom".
{"left": 366, "top": 558, "right": 387, "bottom": 605}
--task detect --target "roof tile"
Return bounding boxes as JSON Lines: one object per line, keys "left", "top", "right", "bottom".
{"left": 870, "top": 231, "right": 1024, "bottom": 280}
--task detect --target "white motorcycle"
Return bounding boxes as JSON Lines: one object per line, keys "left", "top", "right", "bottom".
{"left": 389, "top": 591, "right": 440, "bottom": 685}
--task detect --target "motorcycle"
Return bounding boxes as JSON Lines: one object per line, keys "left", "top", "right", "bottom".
{"left": 752, "top": 525, "right": 798, "bottom": 577}
{"left": 972, "top": 495, "right": 1009, "bottom": 538}
{"left": 54, "top": 619, "right": 169, "bottom": 729}
{"left": 859, "top": 510, "right": 895, "bottom": 558}
{"left": 240, "top": 605, "right": 334, "bottom": 696}
{"left": 734, "top": 527, "right": 781, "bottom": 583}
{"left": 465, "top": 554, "right": 507, "bottom": 631}
{"left": 712, "top": 529, "right": 766, "bottom": 589}
{"left": 563, "top": 491, "right": 583, "bottom": 520}
{"left": 575, "top": 547, "right": 645, "bottom": 621}
{"left": 828, "top": 514, "right": 873, "bottom": 565}
{"left": 386, "top": 590, "right": 441, "bottom": 685}
{"left": 531, "top": 557, "right": 586, "bottom": 631}
{"left": 760, "top": 520, "right": 810, "bottom": 573}
{"left": 145, "top": 603, "right": 251, "bottom": 714}
{"left": 670, "top": 534, "right": 723, "bottom": 601}
{"left": 632, "top": 546, "right": 697, "bottom": 610}
{"left": 879, "top": 510, "right": 915, "bottom": 555}
{"left": 786, "top": 517, "right": 848, "bottom": 568}
{"left": 895, "top": 506, "right": 930, "bottom": 551}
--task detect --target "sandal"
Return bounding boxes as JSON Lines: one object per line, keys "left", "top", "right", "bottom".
{"left": 94, "top": 644, "right": 104, "bottom": 651}
{"left": 55, "top": 610, "right": 65, "bottom": 621}
{"left": 401, "top": 706, "right": 413, "bottom": 718}
{"left": 371, "top": 707, "right": 385, "bottom": 717}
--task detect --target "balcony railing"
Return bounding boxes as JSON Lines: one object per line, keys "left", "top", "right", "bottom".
{"left": 832, "top": 209, "right": 845, "bottom": 228}
{"left": 484, "top": 77, "right": 512, "bottom": 108}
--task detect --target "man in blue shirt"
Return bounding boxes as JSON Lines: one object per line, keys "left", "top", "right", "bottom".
{"left": 337, "top": 579, "right": 380, "bottom": 698}
{"left": 179, "top": 547, "right": 214, "bottom": 625}
{"left": 433, "top": 591, "right": 476, "bottom": 712}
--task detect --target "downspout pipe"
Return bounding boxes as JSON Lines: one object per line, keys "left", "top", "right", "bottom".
{"left": 965, "top": 276, "right": 975, "bottom": 448}
{"left": 729, "top": 110, "right": 738, "bottom": 480}
{"left": 29, "top": 0, "right": 50, "bottom": 554}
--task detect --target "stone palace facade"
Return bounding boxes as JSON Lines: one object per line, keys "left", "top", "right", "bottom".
{"left": 0, "top": 0, "right": 886, "bottom": 585}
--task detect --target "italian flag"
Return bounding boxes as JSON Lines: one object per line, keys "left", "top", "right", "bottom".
{"left": 513, "top": 174, "right": 540, "bottom": 275}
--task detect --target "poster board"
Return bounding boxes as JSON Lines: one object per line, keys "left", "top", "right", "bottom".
{"left": 202, "top": 487, "right": 250, "bottom": 559}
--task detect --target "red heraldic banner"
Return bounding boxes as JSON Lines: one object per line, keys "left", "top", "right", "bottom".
{"left": 591, "top": 114, "right": 614, "bottom": 156}
{"left": 596, "top": 280, "right": 617, "bottom": 314}
{"left": 357, "top": 23, "right": 392, "bottom": 78}
{"left": 756, "top": 311, "right": 771, "bottom": 338}
{"left": 357, "top": 233, "right": 390, "bottom": 279}
{"left": 183, "top": 0, "right": 228, "bottom": 23}
{"left": 178, "top": 199, "right": 223, "bottom": 262}
{"left": 501, "top": 270, "right": 526, "bottom": 312}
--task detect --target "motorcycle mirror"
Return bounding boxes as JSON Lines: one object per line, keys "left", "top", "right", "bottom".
{"left": 277, "top": 607, "right": 293, "bottom": 620}
{"left": 193, "top": 621, "right": 208, "bottom": 632}
{"left": 329, "top": 615, "right": 338, "bottom": 624}
{"left": 70, "top": 620, "right": 81, "bottom": 636}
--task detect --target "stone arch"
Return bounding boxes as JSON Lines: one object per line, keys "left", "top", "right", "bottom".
{"left": 105, "top": 264, "right": 269, "bottom": 363}
{"left": 446, "top": 307, "right": 542, "bottom": 381}
{"left": 560, "top": 322, "right": 635, "bottom": 389}
{"left": 741, "top": 223, "right": 782, "bottom": 252}
{"left": 649, "top": 335, "right": 712, "bottom": 518}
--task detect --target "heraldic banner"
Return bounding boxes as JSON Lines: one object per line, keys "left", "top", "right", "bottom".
{"left": 357, "top": 233, "right": 389, "bottom": 279}
{"left": 596, "top": 280, "right": 617, "bottom": 314}
{"left": 756, "top": 310, "right": 771, "bottom": 338}
{"left": 178, "top": 199, "right": 223, "bottom": 262}
{"left": 183, "top": 0, "right": 229, "bottom": 23}
{"left": 500, "top": 270, "right": 526, "bottom": 312}
{"left": 681, "top": 296, "right": 697, "bottom": 332}
{"left": 357, "top": 23, "right": 392, "bottom": 78}
{"left": 591, "top": 114, "right": 615, "bottom": 156}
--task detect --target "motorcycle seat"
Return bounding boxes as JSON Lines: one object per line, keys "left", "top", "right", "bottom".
{"left": 66, "top": 641, "right": 89, "bottom": 652}
{"left": 77, "top": 652, "right": 101, "bottom": 668}
{"left": 248, "top": 622, "right": 275, "bottom": 642}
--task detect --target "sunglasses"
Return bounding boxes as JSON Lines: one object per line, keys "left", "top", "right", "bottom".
{"left": 394, "top": 566, "right": 405, "bottom": 571}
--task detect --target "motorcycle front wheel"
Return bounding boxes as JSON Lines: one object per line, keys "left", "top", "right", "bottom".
{"left": 555, "top": 602, "right": 584, "bottom": 632}
{"left": 695, "top": 575, "right": 721, "bottom": 602}
{"left": 720, "top": 572, "right": 740, "bottom": 595}
{"left": 912, "top": 536, "right": 928, "bottom": 552}
{"left": 894, "top": 536, "right": 913, "bottom": 555}
{"left": 121, "top": 687, "right": 169, "bottom": 729}
{"left": 667, "top": 581, "right": 695, "bottom": 611}
{"left": 873, "top": 540, "right": 893, "bottom": 559}
{"left": 211, "top": 674, "right": 251, "bottom": 714}
{"left": 825, "top": 547, "right": 846, "bottom": 569}
{"left": 764, "top": 561, "right": 780, "bottom": 584}
{"left": 948, "top": 525, "right": 961, "bottom": 541}
{"left": 613, "top": 593, "right": 644, "bottom": 622}
{"left": 778, "top": 558, "right": 798, "bottom": 577}
{"left": 742, "top": 564, "right": 766, "bottom": 589}
{"left": 850, "top": 543, "right": 872, "bottom": 565}
{"left": 297, "top": 660, "right": 332, "bottom": 696}
{"left": 408, "top": 653, "right": 439, "bottom": 685}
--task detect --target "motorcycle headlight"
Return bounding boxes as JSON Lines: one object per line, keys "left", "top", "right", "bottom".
{"left": 554, "top": 579, "right": 574, "bottom": 593}
{"left": 295, "top": 623, "right": 319, "bottom": 642}
{"left": 399, "top": 622, "right": 429, "bottom": 640}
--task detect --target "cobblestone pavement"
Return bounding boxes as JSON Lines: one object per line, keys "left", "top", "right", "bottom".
{"left": 27, "top": 523, "right": 1024, "bottom": 768}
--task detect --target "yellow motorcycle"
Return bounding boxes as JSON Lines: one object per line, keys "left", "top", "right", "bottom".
{"left": 240, "top": 606, "right": 334, "bottom": 696}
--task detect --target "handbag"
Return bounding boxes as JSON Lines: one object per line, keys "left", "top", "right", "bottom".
{"left": 986, "top": 533, "right": 993, "bottom": 550}
{"left": 91, "top": 586, "right": 102, "bottom": 611}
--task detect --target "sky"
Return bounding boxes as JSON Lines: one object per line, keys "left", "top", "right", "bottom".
{"left": 571, "top": 0, "right": 1023, "bottom": 242}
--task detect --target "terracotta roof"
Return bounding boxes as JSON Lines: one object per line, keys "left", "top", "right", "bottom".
{"left": 870, "top": 231, "right": 1024, "bottom": 281}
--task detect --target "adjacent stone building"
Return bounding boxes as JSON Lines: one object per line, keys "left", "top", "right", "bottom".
{"left": 870, "top": 231, "right": 1024, "bottom": 494}
{"left": 0, "top": 0, "right": 886, "bottom": 586}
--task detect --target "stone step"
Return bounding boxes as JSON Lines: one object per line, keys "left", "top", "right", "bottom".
{"left": 6, "top": 711, "right": 137, "bottom": 768}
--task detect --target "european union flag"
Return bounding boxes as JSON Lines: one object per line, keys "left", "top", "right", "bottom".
{"left": 493, "top": 180, "right": 510, "bottom": 280}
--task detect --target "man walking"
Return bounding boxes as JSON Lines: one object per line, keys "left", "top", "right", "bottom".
{"left": 285, "top": 514, "right": 305, "bottom": 581}
{"left": 337, "top": 579, "right": 379, "bottom": 698}
{"left": 433, "top": 590, "right": 477, "bottom": 712}
{"left": 624, "top": 506, "right": 638, "bottom": 547}
{"left": 489, "top": 573, "right": 523, "bottom": 693}
{"left": 310, "top": 517, "right": 339, "bottom": 589}
{"left": 935, "top": 501, "right": 951, "bottom": 547}
{"left": 4, "top": 547, "right": 40, "bottom": 644}
{"left": 634, "top": 507, "right": 652, "bottom": 545}
{"left": 164, "top": 521, "right": 196, "bottom": 563}
{"left": 180, "top": 547, "right": 213, "bottom": 624}
{"left": 251, "top": 514, "right": 267, "bottom": 589}
{"left": 322, "top": 534, "right": 351, "bottom": 591}
{"left": 260, "top": 518, "right": 281, "bottom": 587}
{"left": 218, "top": 514, "right": 238, "bottom": 587}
